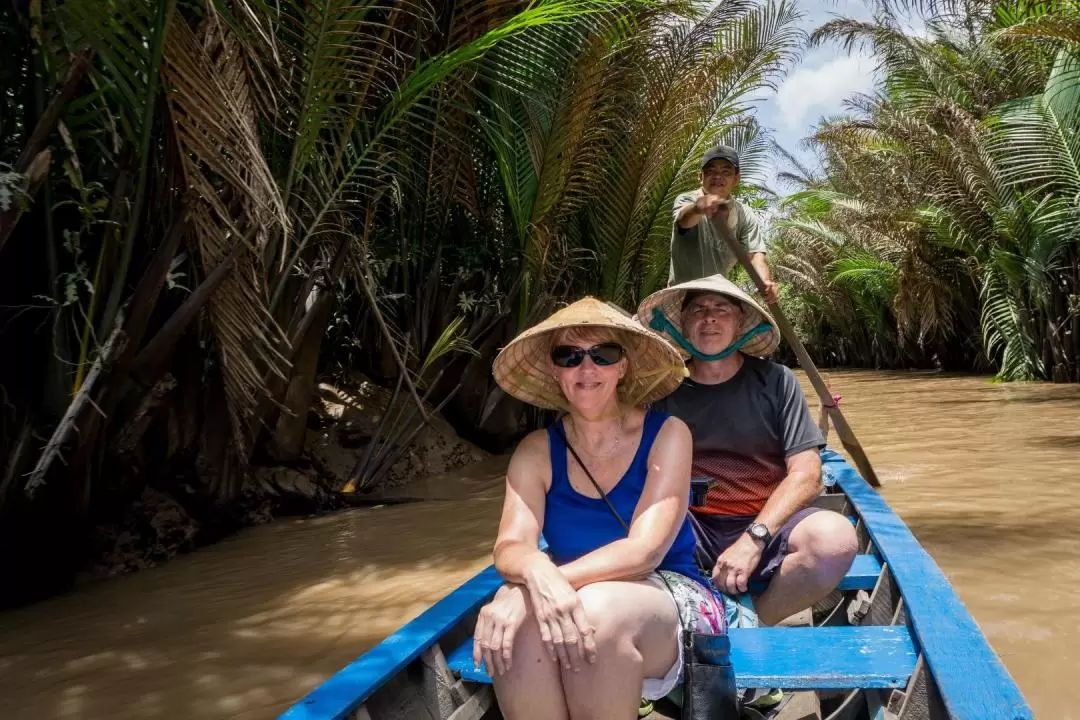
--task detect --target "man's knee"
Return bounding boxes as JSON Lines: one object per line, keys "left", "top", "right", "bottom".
{"left": 790, "top": 510, "right": 859, "bottom": 564}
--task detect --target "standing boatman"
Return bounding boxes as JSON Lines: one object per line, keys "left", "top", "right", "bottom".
{"left": 669, "top": 144, "right": 780, "bottom": 304}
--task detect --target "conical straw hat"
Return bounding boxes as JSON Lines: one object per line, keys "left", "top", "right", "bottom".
{"left": 636, "top": 274, "right": 780, "bottom": 358}
{"left": 492, "top": 297, "right": 686, "bottom": 411}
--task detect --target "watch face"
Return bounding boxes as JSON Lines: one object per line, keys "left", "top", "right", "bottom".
{"left": 750, "top": 524, "right": 767, "bottom": 539}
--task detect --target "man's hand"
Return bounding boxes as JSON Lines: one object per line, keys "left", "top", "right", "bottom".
{"left": 760, "top": 279, "right": 779, "bottom": 305}
{"left": 712, "top": 533, "right": 764, "bottom": 595}
{"left": 695, "top": 193, "right": 727, "bottom": 218}
{"left": 747, "top": 251, "right": 780, "bottom": 305}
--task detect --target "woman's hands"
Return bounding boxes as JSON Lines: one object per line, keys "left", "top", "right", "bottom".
{"left": 523, "top": 556, "right": 597, "bottom": 671}
{"left": 473, "top": 584, "right": 529, "bottom": 676}
{"left": 471, "top": 560, "right": 599, "bottom": 678}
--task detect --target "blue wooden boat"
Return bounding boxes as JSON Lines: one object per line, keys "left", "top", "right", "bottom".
{"left": 279, "top": 449, "right": 1033, "bottom": 720}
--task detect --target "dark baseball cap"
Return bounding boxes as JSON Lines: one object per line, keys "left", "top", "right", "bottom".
{"left": 700, "top": 144, "right": 740, "bottom": 171}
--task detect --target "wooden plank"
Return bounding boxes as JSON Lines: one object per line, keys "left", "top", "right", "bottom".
{"left": 447, "top": 625, "right": 917, "bottom": 691}
{"left": 279, "top": 566, "right": 503, "bottom": 720}
{"left": 810, "top": 493, "right": 849, "bottom": 514}
{"left": 823, "top": 449, "right": 1033, "bottom": 719}
{"left": 773, "top": 690, "right": 821, "bottom": 720}
{"left": 446, "top": 685, "right": 494, "bottom": 720}
{"left": 423, "top": 645, "right": 468, "bottom": 705}
{"left": 419, "top": 644, "right": 463, "bottom": 717}
{"left": 730, "top": 626, "right": 915, "bottom": 690}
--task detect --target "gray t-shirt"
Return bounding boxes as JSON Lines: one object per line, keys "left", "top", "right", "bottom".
{"left": 669, "top": 189, "right": 767, "bottom": 284}
{"left": 651, "top": 357, "right": 824, "bottom": 516}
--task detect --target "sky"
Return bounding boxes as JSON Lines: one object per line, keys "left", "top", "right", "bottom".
{"left": 737, "top": 0, "right": 926, "bottom": 194}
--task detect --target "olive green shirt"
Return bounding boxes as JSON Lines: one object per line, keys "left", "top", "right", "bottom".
{"left": 668, "top": 189, "right": 767, "bottom": 285}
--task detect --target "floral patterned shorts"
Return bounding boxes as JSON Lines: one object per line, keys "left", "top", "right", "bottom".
{"left": 642, "top": 570, "right": 729, "bottom": 700}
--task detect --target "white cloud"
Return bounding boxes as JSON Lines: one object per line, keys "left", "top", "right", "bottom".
{"left": 773, "top": 52, "right": 877, "bottom": 131}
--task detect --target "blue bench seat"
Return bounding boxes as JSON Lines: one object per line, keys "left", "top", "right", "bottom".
{"left": 753, "top": 552, "right": 880, "bottom": 594}
{"left": 447, "top": 624, "right": 917, "bottom": 691}
{"left": 446, "top": 553, "right": 890, "bottom": 690}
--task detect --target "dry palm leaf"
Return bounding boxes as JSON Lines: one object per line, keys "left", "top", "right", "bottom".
{"left": 161, "top": 15, "right": 290, "bottom": 454}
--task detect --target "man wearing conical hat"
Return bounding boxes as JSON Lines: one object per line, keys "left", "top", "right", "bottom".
{"left": 670, "top": 144, "right": 780, "bottom": 304}
{"left": 638, "top": 274, "right": 858, "bottom": 629}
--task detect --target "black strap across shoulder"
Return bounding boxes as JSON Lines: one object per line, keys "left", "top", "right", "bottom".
{"left": 551, "top": 419, "right": 683, "bottom": 628}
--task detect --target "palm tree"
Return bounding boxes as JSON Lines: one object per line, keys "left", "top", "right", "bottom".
{"left": 589, "top": 0, "right": 802, "bottom": 306}
{"left": 0, "top": 0, "right": 661, "bottom": 605}
{"left": 772, "top": 0, "right": 1079, "bottom": 380}
{"left": 0, "top": 0, "right": 808, "bottom": 604}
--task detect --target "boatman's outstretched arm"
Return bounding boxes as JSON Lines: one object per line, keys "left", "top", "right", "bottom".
{"left": 676, "top": 192, "right": 725, "bottom": 229}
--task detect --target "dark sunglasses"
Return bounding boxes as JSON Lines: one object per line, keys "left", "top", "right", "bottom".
{"left": 550, "top": 343, "right": 624, "bottom": 368}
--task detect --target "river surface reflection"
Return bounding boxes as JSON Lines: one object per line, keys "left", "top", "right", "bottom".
{"left": 0, "top": 370, "right": 1077, "bottom": 719}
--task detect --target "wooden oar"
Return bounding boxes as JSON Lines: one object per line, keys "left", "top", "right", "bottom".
{"left": 713, "top": 210, "right": 883, "bottom": 488}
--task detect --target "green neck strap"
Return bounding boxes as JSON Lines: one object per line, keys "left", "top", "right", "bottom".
{"left": 648, "top": 307, "right": 771, "bottom": 361}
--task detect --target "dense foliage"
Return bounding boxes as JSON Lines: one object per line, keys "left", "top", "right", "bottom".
{"left": 0, "top": 0, "right": 797, "bottom": 605}
{"left": 770, "top": 0, "right": 1080, "bottom": 380}
{"left": 3, "top": 0, "right": 1076, "bottom": 606}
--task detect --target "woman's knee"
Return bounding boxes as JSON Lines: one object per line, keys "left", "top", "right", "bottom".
{"left": 575, "top": 580, "right": 676, "bottom": 652}
{"left": 575, "top": 582, "right": 628, "bottom": 643}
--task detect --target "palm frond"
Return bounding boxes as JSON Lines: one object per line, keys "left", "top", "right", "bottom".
{"left": 991, "top": 48, "right": 1080, "bottom": 200}
{"left": 50, "top": 0, "right": 165, "bottom": 146}
{"left": 591, "top": 0, "right": 802, "bottom": 303}
{"left": 161, "top": 14, "right": 291, "bottom": 452}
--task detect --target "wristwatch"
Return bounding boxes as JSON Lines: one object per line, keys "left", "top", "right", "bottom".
{"left": 746, "top": 522, "right": 772, "bottom": 546}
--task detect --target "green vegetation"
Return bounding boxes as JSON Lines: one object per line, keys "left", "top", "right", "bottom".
{"left": 2, "top": 0, "right": 1077, "bottom": 607}
{"left": 0, "top": 0, "right": 796, "bottom": 606}
{"left": 770, "top": 0, "right": 1080, "bottom": 380}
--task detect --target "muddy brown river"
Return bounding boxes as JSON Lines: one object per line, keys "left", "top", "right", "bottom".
{"left": 0, "top": 371, "right": 1077, "bottom": 719}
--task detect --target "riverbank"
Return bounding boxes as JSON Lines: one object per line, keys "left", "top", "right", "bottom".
{"left": 50, "top": 373, "right": 489, "bottom": 595}
{"left": 1, "top": 369, "right": 1077, "bottom": 719}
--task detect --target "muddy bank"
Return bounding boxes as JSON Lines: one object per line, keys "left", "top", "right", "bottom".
{"left": 76, "top": 374, "right": 487, "bottom": 587}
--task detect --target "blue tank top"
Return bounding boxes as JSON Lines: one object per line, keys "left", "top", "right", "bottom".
{"left": 542, "top": 409, "right": 708, "bottom": 586}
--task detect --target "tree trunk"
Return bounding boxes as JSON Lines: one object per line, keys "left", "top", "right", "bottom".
{"left": 130, "top": 243, "right": 239, "bottom": 383}
{"left": 1072, "top": 260, "right": 1080, "bottom": 382}
{"left": 268, "top": 293, "right": 333, "bottom": 460}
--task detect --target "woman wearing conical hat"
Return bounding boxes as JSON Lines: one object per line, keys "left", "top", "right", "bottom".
{"left": 472, "top": 297, "right": 730, "bottom": 719}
